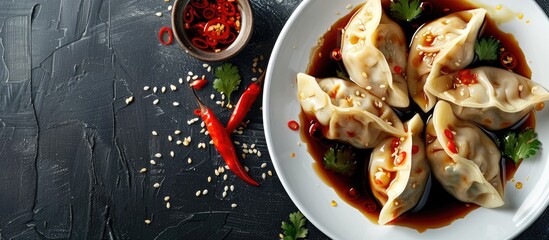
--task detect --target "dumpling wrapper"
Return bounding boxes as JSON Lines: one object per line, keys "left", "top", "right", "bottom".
{"left": 426, "top": 101, "right": 504, "bottom": 208}
{"left": 297, "top": 73, "right": 406, "bottom": 149}
{"left": 407, "top": 9, "right": 486, "bottom": 112}
{"left": 341, "top": 0, "right": 409, "bottom": 108}
{"left": 369, "top": 114, "right": 430, "bottom": 225}
{"left": 425, "top": 66, "right": 549, "bottom": 130}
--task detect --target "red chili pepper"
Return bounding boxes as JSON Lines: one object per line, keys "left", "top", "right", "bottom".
{"left": 194, "top": 109, "right": 202, "bottom": 116}
{"left": 330, "top": 48, "right": 342, "bottom": 61}
{"left": 219, "top": 32, "right": 236, "bottom": 44}
{"left": 191, "top": 22, "right": 206, "bottom": 36}
{"left": 190, "top": 79, "right": 208, "bottom": 90}
{"left": 190, "top": 88, "right": 259, "bottom": 186}
{"left": 287, "top": 120, "right": 299, "bottom": 131}
{"left": 191, "top": 0, "right": 209, "bottom": 8}
{"left": 206, "top": 37, "right": 218, "bottom": 48}
{"left": 220, "top": 2, "right": 236, "bottom": 16}
{"left": 203, "top": 6, "right": 216, "bottom": 19}
{"left": 500, "top": 51, "right": 517, "bottom": 70}
{"left": 447, "top": 140, "right": 458, "bottom": 154}
{"left": 226, "top": 73, "right": 265, "bottom": 134}
{"left": 444, "top": 129, "right": 454, "bottom": 140}
{"left": 158, "top": 27, "right": 173, "bottom": 45}
{"left": 192, "top": 37, "right": 209, "bottom": 49}
{"left": 184, "top": 5, "right": 195, "bottom": 23}
{"left": 204, "top": 18, "right": 231, "bottom": 40}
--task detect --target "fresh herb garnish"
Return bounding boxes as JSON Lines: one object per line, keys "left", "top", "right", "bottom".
{"left": 323, "top": 144, "right": 357, "bottom": 176}
{"left": 390, "top": 0, "right": 423, "bottom": 22}
{"left": 475, "top": 37, "right": 500, "bottom": 61}
{"left": 213, "top": 63, "right": 242, "bottom": 104}
{"left": 503, "top": 129, "right": 541, "bottom": 164}
{"left": 281, "top": 211, "right": 308, "bottom": 240}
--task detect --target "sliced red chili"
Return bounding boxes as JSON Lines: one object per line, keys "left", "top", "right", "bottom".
{"left": 191, "top": 22, "right": 206, "bottom": 36}
{"left": 184, "top": 5, "right": 195, "bottom": 23}
{"left": 394, "top": 65, "right": 403, "bottom": 74}
{"left": 219, "top": 32, "right": 236, "bottom": 44}
{"left": 204, "top": 18, "right": 231, "bottom": 40}
{"left": 220, "top": 2, "right": 236, "bottom": 16}
{"left": 391, "top": 138, "right": 400, "bottom": 153}
{"left": 308, "top": 121, "right": 323, "bottom": 140}
{"left": 500, "top": 51, "right": 517, "bottom": 70}
{"left": 444, "top": 129, "right": 454, "bottom": 140}
{"left": 203, "top": 6, "right": 216, "bottom": 19}
{"left": 447, "top": 140, "right": 458, "bottom": 154}
{"left": 206, "top": 37, "right": 218, "bottom": 48}
{"left": 394, "top": 151, "right": 407, "bottom": 165}
{"left": 158, "top": 27, "right": 173, "bottom": 45}
{"left": 191, "top": 37, "right": 209, "bottom": 49}
{"left": 191, "top": 0, "right": 209, "bottom": 8}
{"left": 331, "top": 48, "right": 342, "bottom": 61}
{"left": 190, "top": 79, "right": 208, "bottom": 90}
{"left": 288, "top": 120, "right": 299, "bottom": 131}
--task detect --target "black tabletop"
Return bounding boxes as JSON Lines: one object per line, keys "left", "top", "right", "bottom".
{"left": 0, "top": 0, "right": 547, "bottom": 239}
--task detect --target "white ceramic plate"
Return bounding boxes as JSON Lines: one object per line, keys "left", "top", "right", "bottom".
{"left": 264, "top": 0, "right": 549, "bottom": 239}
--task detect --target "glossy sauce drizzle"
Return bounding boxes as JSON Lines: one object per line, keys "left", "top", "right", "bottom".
{"left": 301, "top": 0, "right": 534, "bottom": 232}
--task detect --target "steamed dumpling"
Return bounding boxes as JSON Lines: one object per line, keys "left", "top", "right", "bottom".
{"left": 426, "top": 101, "right": 504, "bottom": 208}
{"left": 408, "top": 9, "right": 486, "bottom": 112}
{"left": 369, "top": 114, "right": 430, "bottom": 225}
{"left": 341, "top": 0, "right": 409, "bottom": 108}
{"left": 297, "top": 73, "right": 406, "bottom": 148}
{"left": 425, "top": 66, "right": 549, "bottom": 130}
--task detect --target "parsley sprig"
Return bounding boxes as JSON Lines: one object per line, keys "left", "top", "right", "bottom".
{"left": 213, "top": 63, "right": 242, "bottom": 104}
{"left": 390, "top": 0, "right": 423, "bottom": 22}
{"left": 281, "top": 211, "right": 308, "bottom": 240}
{"left": 475, "top": 37, "right": 500, "bottom": 61}
{"left": 503, "top": 129, "right": 542, "bottom": 164}
{"left": 323, "top": 144, "right": 357, "bottom": 176}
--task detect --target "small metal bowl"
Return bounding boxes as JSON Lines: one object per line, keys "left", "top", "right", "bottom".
{"left": 171, "top": 0, "right": 254, "bottom": 62}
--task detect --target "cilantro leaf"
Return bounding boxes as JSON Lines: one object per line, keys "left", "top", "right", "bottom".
{"left": 281, "top": 211, "right": 308, "bottom": 240}
{"left": 323, "top": 144, "right": 357, "bottom": 176}
{"left": 503, "top": 129, "right": 542, "bottom": 164}
{"left": 213, "top": 63, "right": 241, "bottom": 104}
{"left": 390, "top": 0, "right": 423, "bottom": 22}
{"left": 475, "top": 37, "right": 500, "bottom": 61}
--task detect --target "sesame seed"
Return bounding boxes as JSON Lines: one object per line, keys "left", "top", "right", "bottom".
{"left": 153, "top": 183, "right": 160, "bottom": 188}
{"left": 231, "top": 203, "right": 237, "bottom": 208}
{"left": 164, "top": 196, "right": 170, "bottom": 201}
{"left": 257, "top": 151, "right": 262, "bottom": 157}
{"left": 170, "top": 151, "right": 175, "bottom": 157}
{"left": 252, "top": 149, "right": 257, "bottom": 153}
{"left": 153, "top": 87, "right": 158, "bottom": 93}
{"left": 223, "top": 174, "right": 228, "bottom": 180}
{"left": 186, "top": 76, "right": 191, "bottom": 82}
{"left": 230, "top": 185, "right": 234, "bottom": 191}
{"left": 166, "top": 202, "right": 171, "bottom": 209}
{"left": 143, "top": 86, "right": 150, "bottom": 91}
{"left": 153, "top": 99, "right": 159, "bottom": 105}
{"left": 155, "top": 12, "right": 162, "bottom": 17}
{"left": 210, "top": 94, "right": 215, "bottom": 99}
{"left": 178, "top": 78, "right": 183, "bottom": 84}
{"left": 207, "top": 66, "right": 211, "bottom": 72}
{"left": 208, "top": 176, "right": 212, "bottom": 183}
{"left": 150, "top": 160, "right": 157, "bottom": 165}
{"left": 222, "top": 191, "right": 227, "bottom": 198}
{"left": 244, "top": 166, "right": 249, "bottom": 172}
{"left": 200, "top": 128, "right": 205, "bottom": 134}
{"left": 243, "top": 143, "right": 248, "bottom": 148}
{"left": 161, "top": 86, "right": 166, "bottom": 93}
{"left": 192, "top": 75, "right": 198, "bottom": 80}
{"left": 152, "top": 131, "right": 158, "bottom": 136}
{"left": 224, "top": 186, "right": 229, "bottom": 191}
{"left": 202, "top": 189, "right": 208, "bottom": 195}
{"left": 243, "top": 149, "right": 249, "bottom": 154}
{"left": 173, "top": 102, "right": 180, "bottom": 106}
{"left": 241, "top": 153, "right": 246, "bottom": 159}
{"left": 262, "top": 173, "right": 266, "bottom": 179}
{"left": 250, "top": 144, "right": 256, "bottom": 149}
{"left": 234, "top": 141, "right": 240, "bottom": 145}
{"left": 170, "top": 84, "right": 177, "bottom": 91}
{"left": 140, "top": 168, "right": 147, "bottom": 173}
{"left": 196, "top": 190, "right": 201, "bottom": 197}
{"left": 209, "top": 140, "right": 213, "bottom": 144}
{"left": 145, "top": 219, "right": 151, "bottom": 224}
{"left": 168, "top": 135, "right": 173, "bottom": 141}
{"left": 268, "top": 170, "right": 273, "bottom": 176}
{"left": 174, "top": 130, "right": 181, "bottom": 135}
{"left": 154, "top": 153, "right": 162, "bottom": 158}
{"left": 125, "top": 96, "right": 134, "bottom": 105}
{"left": 188, "top": 71, "right": 193, "bottom": 76}
{"left": 176, "top": 140, "right": 182, "bottom": 145}
{"left": 187, "top": 158, "right": 192, "bottom": 164}
{"left": 261, "top": 163, "right": 267, "bottom": 168}
{"left": 215, "top": 169, "right": 220, "bottom": 176}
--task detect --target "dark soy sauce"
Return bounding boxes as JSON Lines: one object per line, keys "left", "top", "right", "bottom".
{"left": 301, "top": 0, "right": 535, "bottom": 232}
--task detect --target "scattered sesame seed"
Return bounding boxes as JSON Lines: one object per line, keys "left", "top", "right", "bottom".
{"left": 234, "top": 141, "right": 240, "bottom": 145}
{"left": 268, "top": 170, "right": 273, "bottom": 176}
{"left": 125, "top": 96, "right": 134, "bottom": 105}
{"left": 230, "top": 185, "right": 234, "bottom": 191}
{"left": 209, "top": 140, "right": 213, "bottom": 144}
{"left": 170, "top": 84, "right": 177, "bottom": 91}
{"left": 196, "top": 190, "right": 201, "bottom": 197}
{"left": 166, "top": 202, "right": 171, "bottom": 209}
{"left": 179, "top": 78, "right": 184, "bottom": 84}
{"left": 173, "top": 102, "right": 180, "bottom": 106}
{"left": 257, "top": 151, "right": 262, "bottom": 157}
{"left": 168, "top": 135, "right": 173, "bottom": 142}
{"left": 155, "top": 12, "right": 162, "bottom": 17}
{"left": 186, "top": 76, "right": 191, "bottom": 82}
{"left": 223, "top": 174, "right": 228, "bottom": 180}
{"left": 187, "top": 157, "right": 192, "bottom": 164}
{"left": 208, "top": 176, "right": 212, "bottom": 183}
{"left": 140, "top": 168, "right": 147, "bottom": 173}
{"left": 224, "top": 186, "right": 229, "bottom": 192}
{"left": 174, "top": 130, "right": 181, "bottom": 135}
{"left": 153, "top": 99, "right": 159, "bottom": 105}
{"left": 145, "top": 219, "right": 151, "bottom": 224}
{"left": 243, "top": 149, "right": 249, "bottom": 154}
{"left": 153, "top": 183, "right": 160, "bottom": 188}
{"left": 202, "top": 189, "right": 209, "bottom": 195}
{"left": 250, "top": 144, "right": 256, "bottom": 149}
{"left": 170, "top": 151, "right": 175, "bottom": 157}
{"left": 143, "top": 86, "right": 150, "bottom": 91}
{"left": 150, "top": 160, "right": 157, "bottom": 165}
{"left": 154, "top": 153, "right": 162, "bottom": 158}
{"left": 207, "top": 66, "right": 212, "bottom": 72}
{"left": 188, "top": 71, "right": 193, "bottom": 76}
{"left": 152, "top": 131, "right": 158, "bottom": 136}
{"left": 153, "top": 87, "right": 158, "bottom": 93}
{"left": 161, "top": 86, "right": 167, "bottom": 93}
{"left": 210, "top": 94, "right": 215, "bottom": 99}
{"left": 222, "top": 191, "right": 227, "bottom": 198}
{"left": 262, "top": 173, "right": 266, "bottom": 179}
{"left": 192, "top": 75, "right": 198, "bottom": 80}
{"left": 261, "top": 163, "right": 267, "bottom": 168}
{"left": 164, "top": 196, "right": 170, "bottom": 201}
{"left": 252, "top": 149, "right": 258, "bottom": 153}
{"left": 241, "top": 153, "right": 246, "bottom": 159}
{"left": 231, "top": 203, "right": 237, "bottom": 208}
{"left": 176, "top": 140, "right": 182, "bottom": 145}
{"left": 244, "top": 166, "right": 249, "bottom": 172}
{"left": 215, "top": 169, "right": 220, "bottom": 176}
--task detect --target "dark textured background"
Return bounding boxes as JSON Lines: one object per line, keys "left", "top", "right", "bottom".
{"left": 0, "top": 0, "right": 547, "bottom": 239}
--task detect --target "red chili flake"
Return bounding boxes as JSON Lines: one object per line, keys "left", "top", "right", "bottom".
{"left": 444, "top": 129, "right": 454, "bottom": 140}
{"left": 330, "top": 48, "right": 342, "bottom": 61}
{"left": 412, "top": 145, "right": 419, "bottom": 154}
{"left": 158, "top": 27, "right": 173, "bottom": 45}
{"left": 287, "top": 120, "right": 299, "bottom": 131}
{"left": 190, "top": 79, "right": 208, "bottom": 90}
{"left": 500, "top": 51, "right": 517, "bottom": 70}
{"left": 447, "top": 140, "right": 458, "bottom": 154}
{"left": 308, "top": 121, "right": 322, "bottom": 140}
{"left": 391, "top": 138, "right": 400, "bottom": 153}
{"left": 394, "top": 65, "right": 403, "bottom": 74}
{"left": 454, "top": 69, "right": 478, "bottom": 86}
{"left": 394, "top": 151, "right": 407, "bottom": 165}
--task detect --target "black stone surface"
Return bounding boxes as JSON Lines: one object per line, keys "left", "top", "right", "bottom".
{"left": 0, "top": 0, "right": 547, "bottom": 239}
